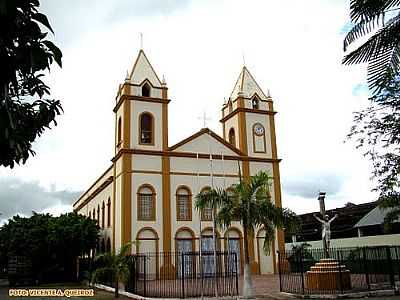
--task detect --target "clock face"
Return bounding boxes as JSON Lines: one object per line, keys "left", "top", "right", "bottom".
{"left": 254, "top": 124, "right": 265, "bottom": 136}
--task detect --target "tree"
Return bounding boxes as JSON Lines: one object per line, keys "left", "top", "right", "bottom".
{"left": 348, "top": 76, "right": 400, "bottom": 228}
{"left": 343, "top": 0, "right": 400, "bottom": 93}
{"left": 0, "top": 212, "right": 98, "bottom": 283}
{"left": 195, "top": 171, "right": 299, "bottom": 299}
{"left": 91, "top": 243, "right": 134, "bottom": 298}
{"left": 0, "top": 0, "right": 63, "bottom": 168}
{"left": 343, "top": 1, "right": 400, "bottom": 228}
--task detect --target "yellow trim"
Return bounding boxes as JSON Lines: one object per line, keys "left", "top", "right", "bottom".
{"left": 162, "top": 155, "right": 172, "bottom": 252}
{"left": 268, "top": 101, "right": 284, "bottom": 252}
{"left": 237, "top": 97, "right": 248, "bottom": 155}
{"left": 121, "top": 100, "right": 132, "bottom": 249}
{"left": 73, "top": 165, "right": 113, "bottom": 207}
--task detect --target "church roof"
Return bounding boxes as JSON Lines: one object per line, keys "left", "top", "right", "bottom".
{"left": 129, "top": 50, "right": 162, "bottom": 87}
{"left": 354, "top": 206, "right": 400, "bottom": 228}
{"left": 169, "top": 128, "right": 245, "bottom": 156}
{"left": 230, "top": 66, "right": 268, "bottom": 100}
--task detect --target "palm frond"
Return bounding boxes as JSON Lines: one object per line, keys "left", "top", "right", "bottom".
{"left": 350, "top": 0, "right": 400, "bottom": 23}
{"left": 91, "top": 266, "right": 114, "bottom": 283}
{"left": 344, "top": 13, "right": 400, "bottom": 91}
{"left": 344, "top": 17, "right": 383, "bottom": 51}
{"left": 368, "top": 40, "right": 400, "bottom": 91}
{"left": 261, "top": 222, "right": 275, "bottom": 255}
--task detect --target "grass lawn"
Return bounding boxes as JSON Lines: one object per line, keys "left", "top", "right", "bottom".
{"left": 1, "top": 282, "right": 132, "bottom": 300}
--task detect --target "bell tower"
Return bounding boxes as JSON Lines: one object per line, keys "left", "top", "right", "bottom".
{"left": 114, "top": 49, "right": 169, "bottom": 153}
{"left": 112, "top": 49, "right": 169, "bottom": 250}
{"left": 220, "top": 66, "right": 275, "bottom": 159}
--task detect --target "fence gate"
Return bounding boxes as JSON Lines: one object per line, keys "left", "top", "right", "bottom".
{"left": 127, "top": 251, "right": 239, "bottom": 298}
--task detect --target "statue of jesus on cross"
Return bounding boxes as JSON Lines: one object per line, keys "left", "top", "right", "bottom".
{"left": 313, "top": 192, "right": 338, "bottom": 257}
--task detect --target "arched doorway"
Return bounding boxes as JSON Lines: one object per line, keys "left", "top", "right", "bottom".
{"left": 256, "top": 228, "right": 275, "bottom": 274}
{"left": 225, "top": 227, "right": 243, "bottom": 274}
{"left": 175, "top": 228, "right": 195, "bottom": 277}
{"left": 136, "top": 227, "right": 159, "bottom": 277}
{"left": 201, "top": 228, "right": 220, "bottom": 276}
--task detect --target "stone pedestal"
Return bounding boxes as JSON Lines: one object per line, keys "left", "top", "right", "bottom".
{"left": 306, "top": 258, "right": 351, "bottom": 291}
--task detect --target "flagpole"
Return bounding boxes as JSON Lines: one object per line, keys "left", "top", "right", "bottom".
{"left": 196, "top": 152, "right": 204, "bottom": 300}
{"left": 207, "top": 129, "right": 219, "bottom": 298}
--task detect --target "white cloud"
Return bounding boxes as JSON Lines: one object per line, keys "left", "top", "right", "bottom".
{"left": 0, "top": 0, "right": 377, "bottom": 217}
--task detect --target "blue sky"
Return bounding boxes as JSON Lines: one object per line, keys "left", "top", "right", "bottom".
{"left": 0, "top": 0, "right": 378, "bottom": 221}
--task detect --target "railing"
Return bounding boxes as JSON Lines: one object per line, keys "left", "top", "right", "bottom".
{"left": 126, "top": 251, "right": 239, "bottom": 298}
{"left": 278, "top": 246, "right": 400, "bottom": 295}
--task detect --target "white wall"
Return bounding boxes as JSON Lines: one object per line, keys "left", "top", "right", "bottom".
{"left": 285, "top": 234, "right": 400, "bottom": 250}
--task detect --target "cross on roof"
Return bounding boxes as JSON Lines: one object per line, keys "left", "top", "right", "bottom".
{"left": 197, "top": 111, "right": 212, "bottom": 128}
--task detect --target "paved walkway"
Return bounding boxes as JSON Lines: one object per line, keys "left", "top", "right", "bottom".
{"left": 239, "top": 275, "right": 284, "bottom": 299}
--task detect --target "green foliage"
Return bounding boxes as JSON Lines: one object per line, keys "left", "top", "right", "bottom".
{"left": 343, "top": 0, "right": 400, "bottom": 93}
{"left": 195, "top": 171, "right": 300, "bottom": 256}
{"left": 0, "top": 0, "right": 63, "bottom": 168}
{"left": 0, "top": 212, "right": 98, "bottom": 282}
{"left": 92, "top": 242, "right": 135, "bottom": 298}
{"left": 348, "top": 76, "right": 400, "bottom": 228}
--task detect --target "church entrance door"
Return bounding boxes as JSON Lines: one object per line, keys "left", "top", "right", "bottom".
{"left": 176, "top": 239, "right": 193, "bottom": 278}
{"left": 201, "top": 236, "right": 216, "bottom": 276}
{"left": 227, "top": 238, "right": 241, "bottom": 274}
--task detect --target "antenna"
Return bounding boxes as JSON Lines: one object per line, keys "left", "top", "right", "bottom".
{"left": 242, "top": 51, "right": 246, "bottom": 66}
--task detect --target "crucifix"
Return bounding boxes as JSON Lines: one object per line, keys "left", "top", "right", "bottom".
{"left": 313, "top": 192, "right": 338, "bottom": 258}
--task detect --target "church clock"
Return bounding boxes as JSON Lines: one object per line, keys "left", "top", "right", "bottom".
{"left": 253, "top": 123, "right": 265, "bottom": 136}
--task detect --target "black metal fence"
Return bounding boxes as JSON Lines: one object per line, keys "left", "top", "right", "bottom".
{"left": 278, "top": 246, "right": 400, "bottom": 295}
{"left": 126, "top": 251, "right": 239, "bottom": 298}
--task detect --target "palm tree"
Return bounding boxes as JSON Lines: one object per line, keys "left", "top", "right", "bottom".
{"left": 196, "top": 171, "right": 299, "bottom": 298}
{"left": 91, "top": 242, "right": 134, "bottom": 298}
{"left": 343, "top": 0, "right": 400, "bottom": 92}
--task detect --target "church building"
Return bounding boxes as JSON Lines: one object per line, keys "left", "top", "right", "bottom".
{"left": 73, "top": 49, "right": 284, "bottom": 274}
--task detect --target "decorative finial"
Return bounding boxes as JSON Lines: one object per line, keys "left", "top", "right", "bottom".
{"left": 125, "top": 70, "right": 130, "bottom": 82}
{"left": 223, "top": 97, "right": 226, "bottom": 105}
{"left": 267, "top": 89, "right": 271, "bottom": 98}
{"left": 162, "top": 74, "right": 166, "bottom": 85}
{"left": 140, "top": 32, "right": 143, "bottom": 49}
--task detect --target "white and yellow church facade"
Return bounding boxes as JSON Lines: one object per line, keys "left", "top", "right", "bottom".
{"left": 73, "top": 49, "right": 284, "bottom": 274}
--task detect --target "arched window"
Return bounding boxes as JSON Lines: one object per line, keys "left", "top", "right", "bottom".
{"left": 117, "top": 117, "right": 122, "bottom": 144}
{"left": 200, "top": 187, "right": 213, "bottom": 221}
{"left": 228, "top": 128, "right": 236, "bottom": 146}
{"left": 252, "top": 96, "right": 259, "bottom": 109}
{"left": 139, "top": 113, "right": 153, "bottom": 144}
{"left": 142, "top": 82, "right": 151, "bottom": 97}
{"left": 176, "top": 187, "right": 192, "bottom": 221}
{"left": 97, "top": 205, "right": 100, "bottom": 225}
{"left": 107, "top": 198, "right": 111, "bottom": 227}
{"left": 101, "top": 201, "right": 105, "bottom": 229}
{"left": 137, "top": 185, "right": 156, "bottom": 221}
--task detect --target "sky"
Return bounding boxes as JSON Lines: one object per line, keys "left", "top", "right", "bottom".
{"left": 0, "top": 0, "right": 378, "bottom": 222}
